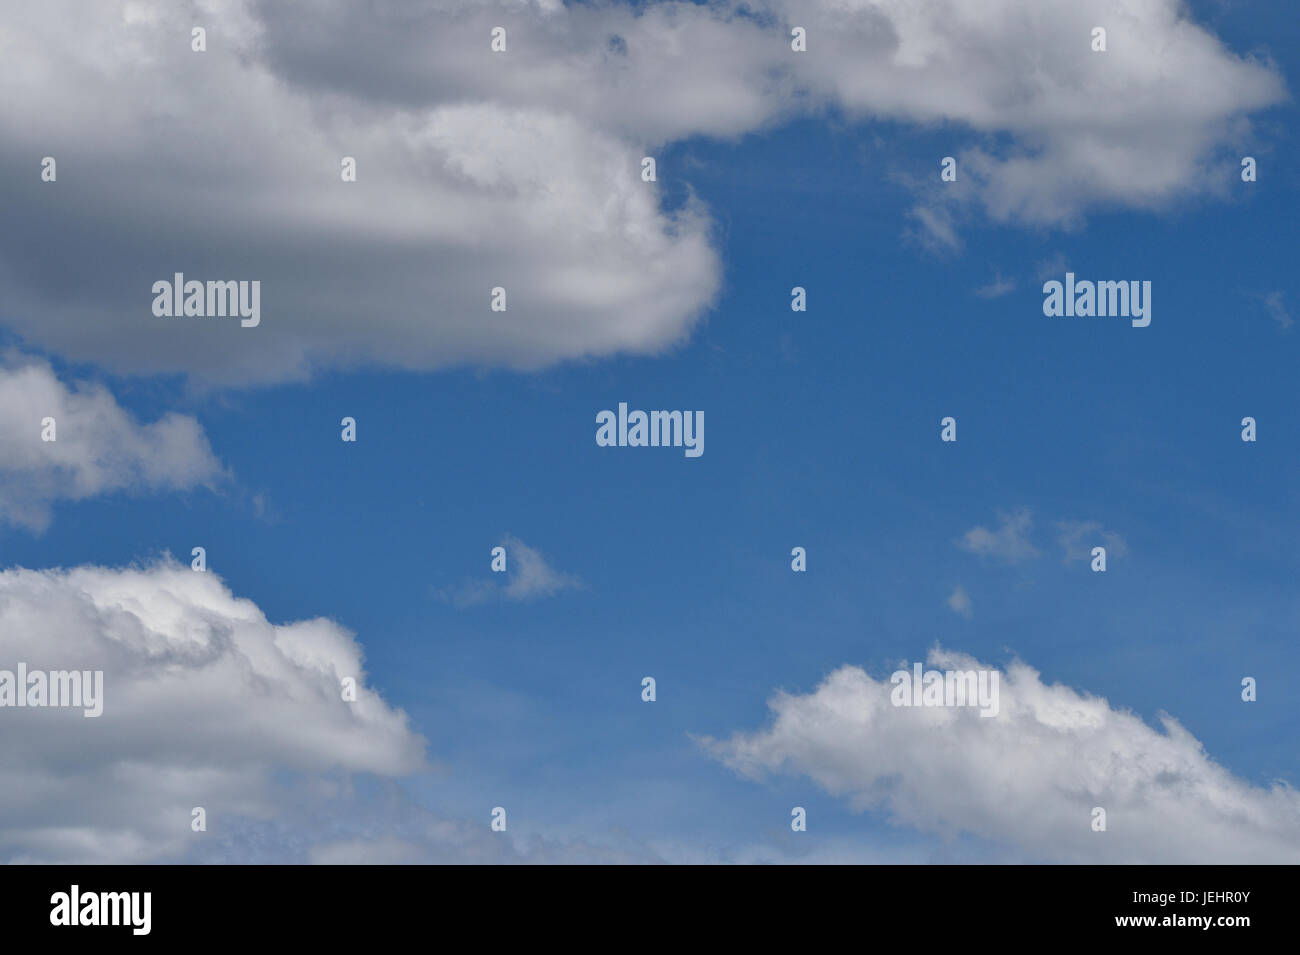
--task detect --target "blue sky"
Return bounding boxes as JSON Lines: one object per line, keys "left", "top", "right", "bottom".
{"left": 0, "top": 0, "right": 1297, "bottom": 863}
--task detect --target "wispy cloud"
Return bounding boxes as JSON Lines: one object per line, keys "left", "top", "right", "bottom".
{"left": 1057, "top": 520, "right": 1129, "bottom": 564}
{"left": 1035, "top": 252, "right": 1068, "bottom": 282}
{"left": 502, "top": 535, "right": 583, "bottom": 601}
{"left": 441, "top": 534, "right": 583, "bottom": 608}
{"left": 905, "top": 206, "right": 962, "bottom": 253}
{"left": 973, "top": 274, "right": 1016, "bottom": 299}
{"left": 1261, "top": 291, "right": 1293, "bottom": 330}
{"left": 947, "top": 585, "right": 973, "bottom": 619}
{"left": 958, "top": 509, "right": 1039, "bottom": 563}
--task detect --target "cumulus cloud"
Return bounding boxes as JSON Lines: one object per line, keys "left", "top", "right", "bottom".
{"left": 0, "top": 354, "right": 224, "bottom": 530}
{"left": 0, "top": 556, "right": 659, "bottom": 863}
{"left": 0, "top": 558, "right": 427, "bottom": 863}
{"left": 702, "top": 647, "right": 1300, "bottom": 863}
{"left": 0, "top": 0, "right": 1283, "bottom": 384}
{"left": 0, "top": 0, "right": 722, "bottom": 386}
{"left": 864, "top": 0, "right": 1286, "bottom": 238}
{"left": 1057, "top": 519, "right": 1129, "bottom": 564}
{"left": 958, "top": 508, "right": 1038, "bottom": 562}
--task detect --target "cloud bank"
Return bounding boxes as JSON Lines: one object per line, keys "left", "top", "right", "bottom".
{"left": 0, "top": 0, "right": 1283, "bottom": 384}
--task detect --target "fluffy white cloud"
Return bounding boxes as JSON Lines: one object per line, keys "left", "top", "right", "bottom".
{"left": 858, "top": 0, "right": 1286, "bottom": 234}
{"left": 0, "top": 355, "right": 224, "bottom": 530}
{"left": 702, "top": 647, "right": 1300, "bottom": 863}
{"left": 0, "top": 0, "right": 1282, "bottom": 384}
{"left": 0, "top": 559, "right": 427, "bottom": 863}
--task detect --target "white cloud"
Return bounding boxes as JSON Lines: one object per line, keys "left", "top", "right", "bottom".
{"left": 946, "top": 585, "right": 973, "bottom": 619}
{"left": 0, "top": 558, "right": 427, "bottom": 863}
{"left": 0, "top": 556, "right": 659, "bottom": 863}
{"left": 973, "top": 275, "right": 1015, "bottom": 299}
{"left": 501, "top": 534, "right": 583, "bottom": 601}
{"left": 702, "top": 647, "right": 1300, "bottom": 863}
{"left": 905, "top": 205, "right": 963, "bottom": 253}
{"left": 958, "top": 508, "right": 1038, "bottom": 562}
{"left": 0, "top": 354, "right": 224, "bottom": 530}
{"left": 0, "top": 1, "right": 723, "bottom": 386}
{"left": 764, "top": 0, "right": 1284, "bottom": 236}
{"left": 1262, "top": 291, "right": 1293, "bottom": 330}
{"left": 0, "top": 0, "right": 1282, "bottom": 384}
{"left": 442, "top": 534, "right": 582, "bottom": 607}
{"left": 307, "top": 827, "right": 661, "bottom": 865}
{"left": 1035, "top": 252, "right": 1069, "bottom": 282}
{"left": 1057, "top": 519, "right": 1129, "bottom": 563}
